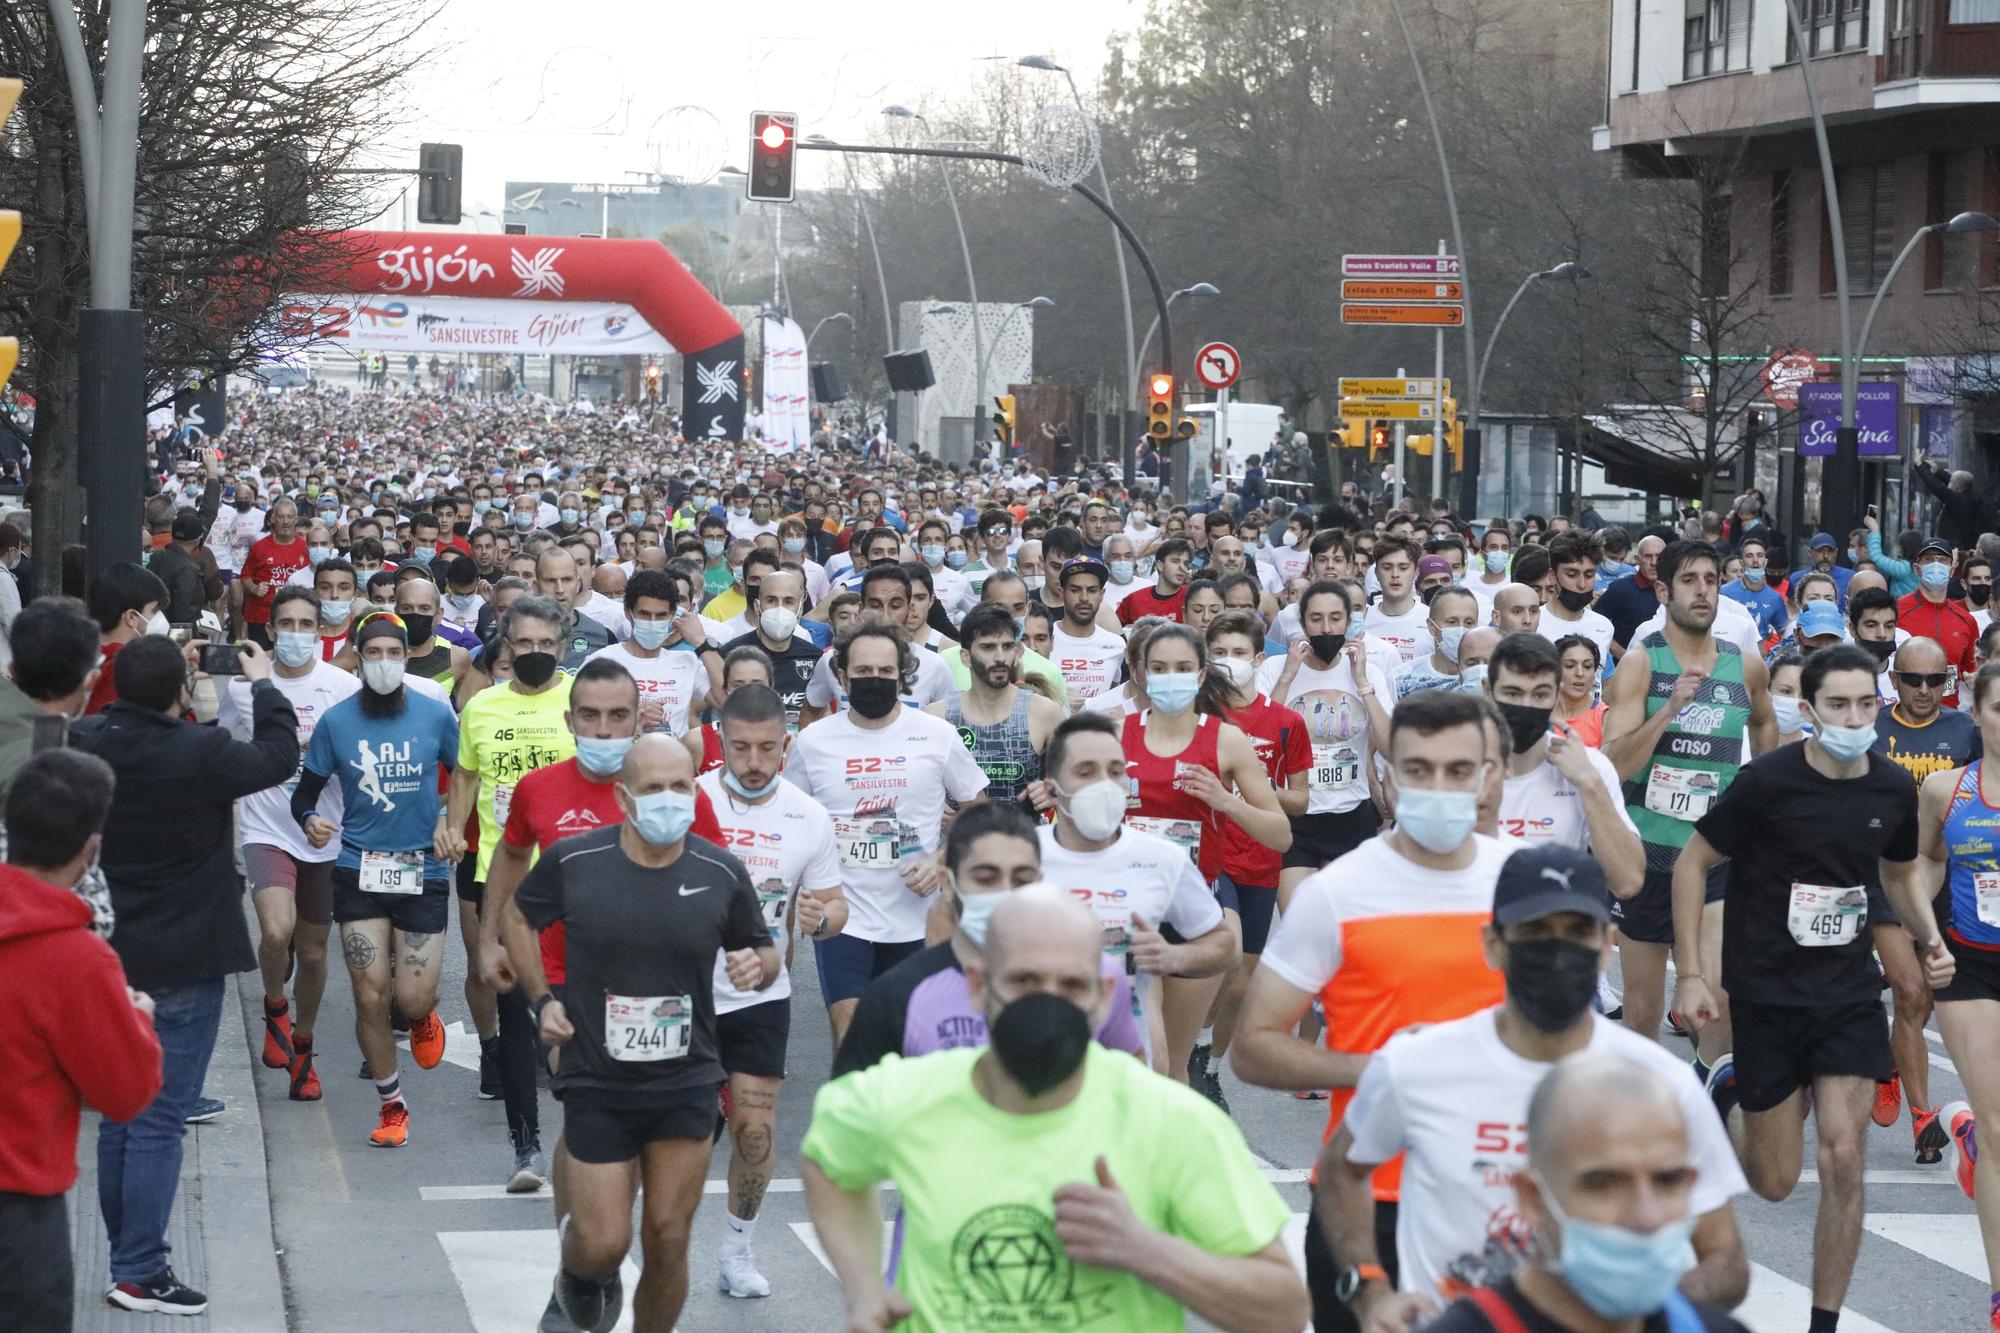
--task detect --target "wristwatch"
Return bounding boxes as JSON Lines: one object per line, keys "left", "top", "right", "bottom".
{"left": 529, "top": 993, "right": 555, "bottom": 1024}
{"left": 1334, "top": 1263, "right": 1388, "bottom": 1303}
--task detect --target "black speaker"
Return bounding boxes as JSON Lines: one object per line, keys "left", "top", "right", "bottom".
{"left": 810, "top": 361, "right": 847, "bottom": 403}
{"left": 882, "top": 349, "right": 935, "bottom": 392}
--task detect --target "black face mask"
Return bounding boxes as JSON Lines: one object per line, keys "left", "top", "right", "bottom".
{"left": 847, "top": 675, "right": 900, "bottom": 719}
{"left": 513, "top": 651, "right": 558, "bottom": 688}
{"left": 1555, "top": 586, "right": 1593, "bottom": 614}
{"left": 1860, "top": 637, "right": 1896, "bottom": 664}
{"left": 1971, "top": 585, "right": 1993, "bottom": 607}
{"left": 987, "top": 991, "right": 1091, "bottom": 1095}
{"left": 1307, "top": 632, "right": 1346, "bottom": 665}
{"left": 1505, "top": 936, "right": 1602, "bottom": 1034}
{"left": 1496, "top": 701, "right": 1553, "bottom": 755}
{"left": 401, "top": 613, "right": 435, "bottom": 645}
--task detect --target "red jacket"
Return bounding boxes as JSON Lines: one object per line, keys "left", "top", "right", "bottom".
{"left": 1896, "top": 591, "right": 1980, "bottom": 706}
{"left": 0, "top": 864, "right": 163, "bottom": 1195}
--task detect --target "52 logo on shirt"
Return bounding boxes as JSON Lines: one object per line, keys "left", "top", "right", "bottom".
{"left": 844, "top": 755, "right": 908, "bottom": 775}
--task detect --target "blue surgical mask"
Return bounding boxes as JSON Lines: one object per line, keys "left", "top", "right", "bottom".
{"left": 274, "top": 630, "right": 318, "bottom": 668}
{"left": 1771, "top": 694, "right": 1805, "bottom": 733}
{"left": 722, "top": 766, "right": 783, "bottom": 801}
{"left": 703, "top": 538, "right": 726, "bottom": 559}
{"left": 945, "top": 550, "right": 969, "bottom": 570}
{"left": 1485, "top": 551, "right": 1509, "bottom": 575}
{"left": 631, "top": 618, "right": 673, "bottom": 651}
{"left": 1742, "top": 565, "right": 1765, "bottom": 586}
{"left": 627, "top": 788, "right": 697, "bottom": 845}
{"left": 473, "top": 499, "right": 491, "bottom": 516}
{"left": 956, "top": 886, "right": 1003, "bottom": 948}
{"left": 1458, "top": 663, "right": 1489, "bottom": 692}
{"left": 1147, "top": 671, "right": 1201, "bottom": 715}
{"left": 560, "top": 508, "right": 580, "bottom": 526}
{"left": 1109, "top": 560, "right": 1135, "bottom": 583}
{"left": 575, "top": 734, "right": 635, "bottom": 777}
{"left": 1538, "top": 1173, "right": 1696, "bottom": 1319}
{"left": 1351, "top": 609, "right": 1368, "bottom": 634}
{"left": 308, "top": 545, "right": 333, "bottom": 564}
{"left": 512, "top": 510, "right": 535, "bottom": 530}
{"left": 1436, "top": 625, "right": 1467, "bottom": 664}
{"left": 1394, "top": 783, "right": 1479, "bottom": 853}
{"left": 320, "top": 599, "right": 351, "bottom": 624}
{"left": 1922, "top": 561, "right": 1952, "bottom": 592}
{"left": 782, "top": 537, "right": 807, "bottom": 555}
{"left": 920, "top": 544, "right": 946, "bottom": 567}
{"left": 1813, "top": 716, "right": 1877, "bottom": 763}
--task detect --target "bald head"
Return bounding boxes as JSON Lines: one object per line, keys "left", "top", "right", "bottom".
{"left": 1493, "top": 584, "right": 1541, "bottom": 633}
{"left": 1895, "top": 636, "right": 1951, "bottom": 717}
{"left": 1848, "top": 569, "right": 1888, "bottom": 599}
{"left": 984, "top": 884, "right": 1097, "bottom": 965}
{"left": 619, "top": 732, "right": 694, "bottom": 794}
{"left": 1527, "top": 1051, "right": 1686, "bottom": 1174}
{"left": 593, "top": 563, "right": 626, "bottom": 599}
{"left": 1459, "top": 626, "right": 1502, "bottom": 671}
{"left": 1895, "top": 637, "right": 1947, "bottom": 673}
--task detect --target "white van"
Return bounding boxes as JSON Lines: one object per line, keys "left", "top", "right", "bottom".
{"left": 1181, "top": 401, "right": 1286, "bottom": 488}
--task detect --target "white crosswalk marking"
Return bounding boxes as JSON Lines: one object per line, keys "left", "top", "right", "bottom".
{"left": 436, "top": 1229, "right": 646, "bottom": 1332}
{"left": 1863, "top": 1213, "right": 1990, "bottom": 1284}
{"left": 788, "top": 1221, "right": 898, "bottom": 1276}
{"left": 1737, "top": 1262, "right": 1901, "bottom": 1333}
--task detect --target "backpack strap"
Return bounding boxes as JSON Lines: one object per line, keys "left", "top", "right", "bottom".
{"left": 1465, "top": 1286, "right": 1535, "bottom": 1333}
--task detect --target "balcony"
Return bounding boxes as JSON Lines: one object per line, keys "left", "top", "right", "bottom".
{"left": 1882, "top": 0, "right": 2000, "bottom": 82}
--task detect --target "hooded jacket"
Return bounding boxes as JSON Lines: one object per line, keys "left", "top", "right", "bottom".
{"left": 0, "top": 863, "right": 162, "bottom": 1194}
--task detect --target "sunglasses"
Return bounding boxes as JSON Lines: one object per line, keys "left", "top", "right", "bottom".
{"left": 1895, "top": 671, "right": 1950, "bottom": 689}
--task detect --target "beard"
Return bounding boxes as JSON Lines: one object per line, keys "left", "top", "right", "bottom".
{"left": 1666, "top": 598, "right": 1716, "bottom": 634}
{"left": 358, "top": 683, "right": 406, "bottom": 719}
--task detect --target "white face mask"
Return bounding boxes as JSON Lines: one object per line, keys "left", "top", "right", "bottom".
{"left": 144, "top": 610, "right": 172, "bottom": 637}
{"left": 759, "top": 606, "right": 800, "bottom": 642}
{"left": 361, "top": 659, "right": 406, "bottom": 695}
{"left": 1060, "top": 778, "right": 1129, "bottom": 841}
{"left": 957, "top": 888, "right": 1004, "bottom": 948}
{"left": 1212, "top": 656, "right": 1256, "bottom": 690}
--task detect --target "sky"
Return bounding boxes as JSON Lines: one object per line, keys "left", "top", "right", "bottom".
{"left": 357, "top": 0, "right": 1147, "bottom": 229}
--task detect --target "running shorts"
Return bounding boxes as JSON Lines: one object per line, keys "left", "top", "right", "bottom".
{"left": 243, "top": 844, "right": 334, "bottom": 927}
{"left": 1729, "top": 997, "right": 1892, "bottom": 1114}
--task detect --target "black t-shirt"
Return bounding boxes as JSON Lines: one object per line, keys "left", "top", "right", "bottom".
{"left": 1874, "top": 705, "right": 1982, "bottom": 788}
{"left": 1596, "top": 574, "right": 1660, "bottom": 649}
{"left": 1698, "top": 743, "right": 1919, "bottom": 1006}
{"left": 720, "top": 630, "right": 822, "bottom": 724}
{"left": 1423, "top": 1279, "right": 1746, "bottom": 1333}
{"left": 515, "top": 826, "right": 768, "bottom": 1100}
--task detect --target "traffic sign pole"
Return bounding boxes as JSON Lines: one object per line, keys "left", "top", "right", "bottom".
{"left": 1434, "top": 239, "right": 1446, "bottom": 500}
{"left": 1217, "top": 386, "right": 1230, "bottom": 488}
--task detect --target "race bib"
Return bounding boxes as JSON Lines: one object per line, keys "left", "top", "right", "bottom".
{"left": 1643, "top": 764, "right": 1717, "bottom": 822}
{"left": 834, "top": 816, "right": 899, "bottom": 871}
{"left": 493, "top": 783, "right": 515, "bottom": 828}
{"left": 359, "top": 849, "right": 422, "bottom": 896}
{"left": 604, "top": 993, "right": 691, "bottom": 1062}
{"left": 1975, "top": 871, "right": 2000, "bottom": 928}
{"left": 1127, "top": 814, "right": 1201, "bottom": 860}
{"left": 1312, "top": 743, "right": 1360, "bottom": 788}
{"left": 1787, "top": 882, "right": 1867, "bottom": 948}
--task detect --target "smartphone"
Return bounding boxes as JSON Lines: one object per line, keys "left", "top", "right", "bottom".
{"left": 169, "top": 621, "right": 196, "bottom": 646}
{"left": 199, "top": 643, "right": 243, "bottom": 677}
{"left": 1867, "top": 504, "right": 1880, "bottom": 519}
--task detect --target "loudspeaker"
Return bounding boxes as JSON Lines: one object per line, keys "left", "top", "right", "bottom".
{"left": 882, "top": 349, "right": 935, "bottom": 392}
{"left": 810, "top": 361, "right": 847, "bottom": 404}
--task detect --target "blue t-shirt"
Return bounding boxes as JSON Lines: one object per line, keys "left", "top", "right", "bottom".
{"left": 1721, "top": 579, "right": 1788, "bottom": 639}
{"left": 304, "top": 691, "right": 459, "bottom": 877}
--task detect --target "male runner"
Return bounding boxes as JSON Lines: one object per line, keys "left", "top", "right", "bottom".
{"left": 240, "top": 497, "right": 311, "bottom": 648}
{"left": 719, "top": 566, "right": 820, "bottom": 726}
{"left": 1049, "top": 556, "right": 1127, "bottom": 709}
{"left": 930, "top": 603, "right": 1062, "bottom": 805}
{"left": 584, "top": 570, "right": 709, "bottom": 736}
{"left": 1394, "top": 585, "right": 1480, "bottom": 699}
{"left": 1539, "top": 533, "right": 1616, "bottom": 663}
{"left": 1366, "top": 537, "right": 1430, "bottom": 662}
{"left": 1115, "top": 536, "right": 1193, "bottom": 626}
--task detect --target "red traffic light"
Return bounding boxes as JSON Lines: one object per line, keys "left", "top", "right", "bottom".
{"left": 1148, "top": 374, "right": 1173, "bottom": 397}
{"left": 760, "top": 122, "right": 789, "bottom": 151}
{"left": 748, "top": 111, "right": 799, "bottom": 203}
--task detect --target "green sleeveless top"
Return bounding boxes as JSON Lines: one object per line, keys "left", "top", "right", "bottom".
{"left": 1620, "top": 630, "right": 1751, "bottom": 872}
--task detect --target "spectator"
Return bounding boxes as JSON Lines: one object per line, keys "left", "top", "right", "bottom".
{"left": 83, "top": 562, "right": 170, "bottom": 716}
{"left": 146, "top": 510, "right": 218, "bottom": 626}
{"left": 0, "top": 519, "right": 35, "bottom": 605}
{"left": 1914, "top": 457, "right": 1989, "bottom": 553}
{"left": 0, "top": 750, "right": 163, "bottom": 1329}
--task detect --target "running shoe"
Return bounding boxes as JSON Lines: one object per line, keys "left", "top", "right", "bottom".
{"left": 288, "top": 1040, "right": 322, "bottom": 1102}
{"left": 1946, "top": 1099, "right": 1979, "bottom": 1199}
{"left": 1988, "top": 1289, "right": 2000, "bottom": 1332}
{"left": 508, "top": 1149, "right": 548, "bottom": 1194}
{"left": 106, "top": 1267, "right": 208, "bottom": 1315}
{"left": 718, "top": 1251, "right": 772, "bottom": 1298}
{"left": 557, "top": 1269, "right": 623, "bottom": 1333}
{"left": 478, "top": 1035, "right": 502, "bottom": 1100}
{"left": 370, "top": 1100, "right": 411, "bottom": 1148}
{"left": 1293, "top": 1089, "right": 1328, "bottom": 1101}
{"left": 1873, "top": 1072, "right": 1903, "bottom": 1128}
{"left": 1186, "top": 1041, "right": 1211, "bottom": 1088}
{"left": 410, "top": 1010, "right": 447, "bottom": 1070}
{"left": 1704, "top": 1053, "right": 1739, "bottom": 1125}
{"left": 1914, "top": 1106, "right": 1948, "bottom": 1165}
{"left": 1665, "top": 1010, "right": 1690, "bottom": 1039}
{"left": 538, "top": 1291, "right": 580, "bottom": 1333}
{"left": 1198, "top": 1069, "right": 1232, "bottom": 1115}
{"left": 184, "top": 1096, "right": 225, "bottom": 1125}
{"left": 262, "top": 999, "right": 294, "bottom": 1069}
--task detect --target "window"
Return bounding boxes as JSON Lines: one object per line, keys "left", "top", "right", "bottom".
{"left": 1685, "top": 0, "right": 1754, "bottom": 77}
{"left": 1927, "top": 151, "right": 1974, "bottom": 289}
{"left": 1820, "top": 163, "right": 1897, "bottom": 292}
{"left": 1787, "top": 0, "right": 1871, "bottom": 55}
{"left": 1952, "top": 0, "right": 2000, "bottom": 21}
{"left": 1770, "top": 170, "right": 1794, "bottom": 295}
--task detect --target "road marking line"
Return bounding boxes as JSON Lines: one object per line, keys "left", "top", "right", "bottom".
{"left": 421, "top": 1163, "right": 1314, "bottom": 1203}
{"left": 789, "top": 1221, "right": 897, "bottom": 1276}
{"left": 1738, "top": 1261, "right": 1899, "bottom": 1333}
{"left": 1796, "top": 1169, "right": 1958, "bottom": 1187}
{"left": 437, "top": 1228, "right": 648, "bottom": 1332}
{"left": 1863, "top": 1213, "right": 1989, "bottom": 1284}
{"left": 1922, "top": 1026, "right": 1961, "bottom": 1075}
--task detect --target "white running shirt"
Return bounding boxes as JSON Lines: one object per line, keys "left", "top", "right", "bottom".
{"left": 698, "top": 769, "right": 843, "bottom": 1013}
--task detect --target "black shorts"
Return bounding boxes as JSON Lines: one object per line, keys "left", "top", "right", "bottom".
{"left": 1233, "top": 882, "right": 1280, "bottom": 955}
{"left": 1303, "top": 1197, "right": 1399, "bottom": 1333}
{"left": 1610, "top": 862, "right": 1727, "bottom": 945}
{"left": 560, "top": 1084, "right": 723, "bottom": 1164}
{"left": 456, "top": 854, "right": 482, "bottom": 904}
{"left": 717, "top": 998, "right": 790, "bottom": 1080}
{"left": 1730, "top": 997, "right": 1892, "bottom": 1114}
{"left": 244, "top": 621, "right": 275, "bottom": 651}
{"left": 1284, "top": 805, "right": 1381, "bottom": 873}
{"left": 1937, "top": 935, "right": 2000, "bottom": 1005}
{"left": 330, "top": 865, "right": 450, "bottom": 933}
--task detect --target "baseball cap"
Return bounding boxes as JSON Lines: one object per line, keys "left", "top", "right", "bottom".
{"left": 1797, "top": 602, "right": 1846, "bottom": 640}
{"left": 1809, "top": 533, "right": 1837, "bottom": 550}
{"left": 1919, "top": 537, "right": 1954, "bottom": 560}
{"left": 1493, "top": 846, "right": 1610, "bottom": 926}
{"left": 1417, "top": 555, "right": 1452, "bottom": 579}
{"left": 1057, "top": 555, "right": 1110, "bottom": 586}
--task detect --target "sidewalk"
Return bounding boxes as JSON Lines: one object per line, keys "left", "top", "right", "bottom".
{"left": 68, "top": 971, "right": 291, "bottom": 1332}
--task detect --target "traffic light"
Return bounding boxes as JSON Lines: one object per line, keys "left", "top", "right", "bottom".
{"left": 644, "top": 363, "right": 661, "bottom": 397}
{"left": 1175, "top": 417, "right": 1199, "bottom": 440}
{"left": 1408, "top": 433, "right": 1433, "bottom": 456}
{"left": 992, "top": 394, "right": 1016, "bottom": 447}
{"left": 1369, "top": 426, "right": 1389, "bottom": 457}
{"left": 1146, "top": 373, "right": 1174, "bottom": 442}
{"left": 1446, "top": 415, "right": 1464, "bottom": 468}
{"left": 748, "top": 111, "right": 798, "bottom": 203}
{"left": 1336, "top": 418, "right": 1366, "bottom": 450}
{"left": 417, "top": 142, "right": 463, "bottom": 225}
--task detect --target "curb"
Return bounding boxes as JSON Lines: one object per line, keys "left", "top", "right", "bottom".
{"left": 201, "top": 972, "right": 290, "bottom": 1332}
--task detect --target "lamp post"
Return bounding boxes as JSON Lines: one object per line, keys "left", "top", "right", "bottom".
{"left": 885, "top": 105, "right": 985, "bottom": 448}
{"left": 807, "top": 311, "right": 854, "bottom": 348}
{"left": 1133, "top": 283, "right": 1219, "bottom": 389}
{"left": 1476, "top": 263, "right": 1588, "bottom": 515}
{"left": 975, "top": 297, "right": 1054, "bottom": 401}
{"left": 807, "top": 133, "right": 896, "bottom": 364}
{"left": 1858, "top": 212, "right": 2000, "bottom": 372}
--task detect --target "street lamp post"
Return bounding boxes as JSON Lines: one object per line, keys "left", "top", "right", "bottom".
{"left": 1858, "top": 212, "right": 2000, "bottom": 373}
{"left": 975, "top": 297, "right": 1054, "bottom": 407}
{"left": 885, "top": 106, "right": 986, "bottom": 451}
{"left": 1477, "top": 263, "right": 1588, "bottom": 515}
{"left": 807, "top": 311, "right": 854, "bottom": 348}
{"left": 1133, "top": 283, "right": 1220, "bottom": 389}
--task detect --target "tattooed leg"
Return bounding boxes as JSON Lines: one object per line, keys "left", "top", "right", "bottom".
{"left": 725, "top": 1075, "right": 782, "bottom": 1220}
{"left": 341, "top": 918, "right": 396, "bottom": 1078}
{"left": 391, "top": 927, "right": 445, "bottom": 1020}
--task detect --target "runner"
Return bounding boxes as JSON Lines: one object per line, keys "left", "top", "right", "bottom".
{"left": 1393, "top": 585, "right": 1481, "bottom": 699}
{"left": 503, "top": 735, "right": 778, "bottom": 1333}
{"left": 291, "top": 613, "right": 460, "bottom": 1146}
{"left": 798, "top": 567, "right": 957, "bottom": 724}
{"left": 684, "top": 646, "right": 775, "bottom": 776}
{"left": 1365, "top": 537, "right": 1430, "bottom": 662}
{"left": 583, "top": 570, "right": 710, "bottom": 736}
{"left": 1723, "top": 533, "right": 1789, "bottom": 644}
{"left": 1114, "top": 536, "right": 1193, "bottom": 625}
{"left": 718, "top": 566, "right": 821, "bottom": 726}
{"left": 1896, "top": 529, "right": 1980, "bottom": 707}
{"left": 219, "top": 587, "right": 359, "bottom": 1103}
{"left": 240, "top": 497, "right": 311, "bottom": 649}
{"left": 1538, "top": 534, "right": 1616, "bottom": 663}
{"left": 1466, "top": 522, "right": 1513, "bottom": 621}
{"left": 696, "top": 683, "right": 847, "bottom": 1300}
{"left": 312, "top": 557, "right": 358, "bottom": 661}
{"left": 1048, "top": 556, "right": 1127, "bottom": 709}
{"left": 783, "top": 621, "right": 990, "bottom": 1044}
{"left": 1549, "top": 633, "right": 1609, "bottom": 745}
{"left": 931, "top": 603, "right": 1062, "bottom": 805}
{"left": 1673, "top": 642, "right": 1948, "bottom": 1333}
{"left": 384, "top": 577, "right": 469, "bottom": 692}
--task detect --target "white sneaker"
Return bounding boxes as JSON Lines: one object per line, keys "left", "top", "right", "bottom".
{"left": 718, "top": 1250, "right": 772, "bottom": 1298}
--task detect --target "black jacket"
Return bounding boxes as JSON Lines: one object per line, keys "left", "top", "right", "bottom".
{"left": 70, "top": 683, "right": 299, "bottom": 990}
{"left": 1915, "top": 461, "right": 1988, "bottom": 553}
{"left": 147, "top": 543, "right": 208, "bottom": 625}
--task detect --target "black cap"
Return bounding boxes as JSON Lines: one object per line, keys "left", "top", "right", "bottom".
{"left": 170, "top": 511, "right": 209, "bottom": 543}
{"left": 1057, "top": 555, "right": 1110, "bottom": 586}
{"left": 1492, "top": 846, "right": 1610, "bottom": 926}
{"left": 1919, "top": 536, "right": 1954, "bottom": 560}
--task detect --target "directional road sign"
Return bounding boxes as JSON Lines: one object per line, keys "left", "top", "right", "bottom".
{"left": 1339, "top": 377, "right": 1450, "bottom": 400}
{"left": 1340, "top": 399, "right": 1438, "bottom": 420}
{"left": 1341, "top": 279, "right": 1463, "bottom": 303}
{"left": 1341, "top": 303, "right": 1465, "bottom": 327}
{"left": 1342, "top": 254, "right": 1462, "bottom": 279}
{"left": 1194, "top": 341, "right": 1241, "bottom": 391}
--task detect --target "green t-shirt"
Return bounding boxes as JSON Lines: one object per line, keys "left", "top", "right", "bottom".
{"left": 942, "top": 644, "right": 1070, "bottom": 709}
{"left": 458, "top": 676, "right": 576, "bottom": 880}
{"left": 800, "top": 1044, "right": 1289, "bottom": 1332}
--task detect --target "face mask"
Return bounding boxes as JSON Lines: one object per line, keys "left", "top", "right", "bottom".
{"left": 956, "top": 888, "right": 1004, "bottom": 948}
{"left": 631, "top": 618, "right": 673, "bottom": 651}
{"left": 1741, "top": 565, "right": 1765, "bottom": 586}
{"left": 473, "top": 499, "right": 491, "bottom": 516}
{"left": 1351, "top": 609, "right": 1368, "bottom": 633}
{"left": 447, "top": 592, "right": 478, "bottom": 614}
{"left": 1540, "top": 1177, "right": 1697, "bottom": 1319}
{"left": 945, "top": 550, "right": 969, "bottom": 570}
{"left": 1480, "top": 551, "right": 1508, "bottom": 575}
{"left": 1459, "top": 663, "right": 1489, "bottom": 691}
{"left": 782, "top": 537, "right": 807, "bottom": 555}
{"left": 1771, "top": 694, "right": 1804, "bottom": 732}
{"left": 1435, "top": 625, "right": 1466, "bottom": 664}
{"left": 560, "top": 508, "right": 579, "bottom": 526}
{"left": 574, "top": 733, "right": 635, "bottom": 778}
{"left": 722, "top": 765, "right": 783, "bottom": 801}
{"left": 1922, "top": 561, "right": 1952, "bottom": 592}
{"left": 1972, "top": 584, "right": 1993, "bottom": 607}
{"left": 308, "top": 545, "right": 333, "bottom": 564}
{"left": 361, "top": 658, "right": 405, "bottom": 695}
{"left": 1394, "top": 783, "right": 1479, "bottom": 853}
{"left": 1061, "top": 779, "right": 1130, "bottom": 841}
{"left": 1505, "top": 936, "right": 1601, "bottom": 1033}
{"left": 144, "top": 610, "right": 172, "bottom": 637}
{"left": 703, "top": 538, "right": 726, "bottom": 559}
{"left": 1555, "top": 586, "right": 1593, "bottom": 613}
{"left": 401, "top": 613, "right": 435, "bottom": 644}
{"left": 1812, "top": 714, "right": 1877, "bottom": 763}
{"left": 920, "top": 544, "right": 946, "bottom": 567}
{"left": 1497, "top": 701, "right": 1553, "bottom": 754}
{"left": 513, "top": 511, "right": 535, "bottom": 530}
{"left": 1280, "top": 530, "right": 1299, "bottom": 548}
{"left": 986, "top": 990, "right": 1092, "bottom": 1096}
{"left": 629, "top": 509, "right": 648, "bottom": 522}
{"left": 759, "top": 606, "right": 800, "bottom": 642}
{"left": 1213, "top": 656, "right": 1256, "bottom": 690}
{"left": 732, "top": 505, "right": 749, "bottom": 518}
{"left": 847, "top": 675, "right": 900, "bottom": 720}
{"left": 1860, "top": 637, "right": 1896, "bottom": 665}
{"left": 513, "top": 651, "right": 558, "bottom": 688}
{"left": 274, "top": 631, "right": 318, "bottom": 668}
{"left": 1108, "top": 559, "right": 1135, "bottom": 584}
{"left": 1307, "top": 632, "right": 1346, "bottom": 664}
{"left": 628, "top": 788, "right": 697, "bottom": 845}
{"left": 1146, "top": 671, "right": 1200, "bottom": 715}
{"left": 320, "top": 599, "right": 351, "bottom": 624}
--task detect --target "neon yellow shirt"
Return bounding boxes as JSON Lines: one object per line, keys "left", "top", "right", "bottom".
{"left": 800, "top": 1044, "right": 1289, "bottom": 1331}
{"left": 457, "top": 676, "right": 575, "bottom": 879}
{"left": 942, "top": 644, "right": 1069, "bottom": 708}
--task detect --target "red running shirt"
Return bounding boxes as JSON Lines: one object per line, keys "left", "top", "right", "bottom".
{"left": 1120, "top": 709, "right": 1225, "bottom": 881}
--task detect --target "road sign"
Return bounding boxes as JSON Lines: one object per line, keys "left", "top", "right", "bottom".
{"left": 1341, "top": 303, "right": 1465, "bottom": 327}
{"left": 1339, "top": 377, "right": 1450, "bottom": 399}
{"left": 1342, "top": 254, "right": 1462, "bottom": 279}
{"left": 1341, "top": 279, "right": 1463, "bottom": 303}
{"left": 1194, "top": 341, "right": 1241, "bottom": 391}
{"left": 1341, "top": 399, "right": 1438, "bottom": 420}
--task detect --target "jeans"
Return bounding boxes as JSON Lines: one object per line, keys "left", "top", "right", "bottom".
{"left": 97, "top": 976, "right": 224, "bottom": 1282}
